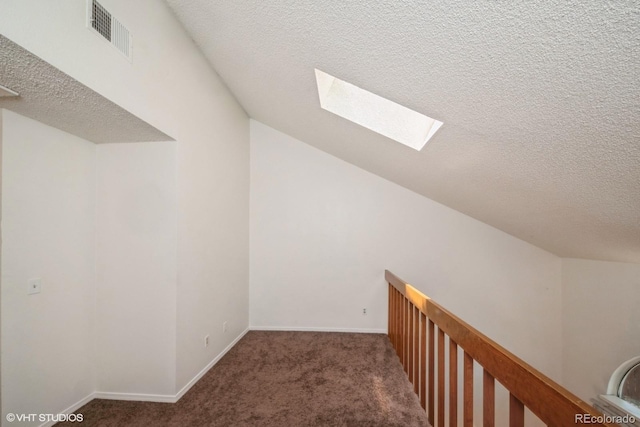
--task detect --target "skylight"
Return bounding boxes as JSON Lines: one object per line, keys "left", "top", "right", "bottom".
{"left": 315, "top": 69, "right": 443, "bottom": 151}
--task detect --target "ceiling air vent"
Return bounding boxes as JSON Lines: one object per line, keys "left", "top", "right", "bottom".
{"left": 88, "top": 0, "right": 132, "bottom": 61}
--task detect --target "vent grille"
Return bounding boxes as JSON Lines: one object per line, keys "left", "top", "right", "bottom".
{"left": 91, "top": 0, "right": 111, "bottom": 40}
{"left": 111, "top": 18, "right": 130, "bottom": 58}
{"left": 88, "top": 0, "right": 132, "bottom": 60}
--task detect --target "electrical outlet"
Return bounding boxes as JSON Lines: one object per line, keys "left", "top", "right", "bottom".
{"left": 28, "top": 278, "right": 42, "bottom": 295}
{"left": 362, "top": 308, "right": 367, "bottom": 315}
{"left": 204, "top": 335, "right": 209, "bottom": 347}
{"left": 223, "top": 321, "right": 228, "bottom": 333}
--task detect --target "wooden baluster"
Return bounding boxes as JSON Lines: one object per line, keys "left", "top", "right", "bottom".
{"left": 388, "top": 284, "right": 392, "bottom": 344}
{"left": 389, "top": 288, "right": 394, "bottom": 353}
{"left": 450, "top": 339, "right": 458, "bottom": 427}
{"left": 386, "top": 270, "right": 617, "bottom": 427}
{"left": 464, "top": 352, "right": 473, "bottom": 427}
{"left": 420, "top": 312, "right": 427, "bottom": 410}
{"left": 428, "top": 319, "right": 435, "bottom": 425}
{"left": 400, "top": 296, "right": 404, "bottom": 370}
{"left": 483, "top": 370, "right": 495, "bottom": 427}
{"left": 406, "top": 297, "right": 410, "bottom": 373}
{"left": 396, "top": 292, "right": 403, "bottom": 363}
{"left": 393, "top": 288, "right": 398, "bottom": 354}
{"left": 413, "top": 305, "right": 419, "bottom": 394}
{"left": 409, "top": 302, "right": 414, "bottom": 382}
{"left": 406, "top": 298, "right": 410, "bottom": 374}
{"left": 396, "top": 289, "right": 400, "bottom": 355}
{"left": 438, "top": 328, "right": 445, "bottom": 427}
{"left": 406, "top": 297, "right": 411, "bottom": 373}
{"left": 396, "top": 289, "right": 400, "bottom": 353}
{"left": 403, "top": 297, "right": 408, "bottom": 373}
{"left": 509, "top": 393, "right": 524, "bottom": 427}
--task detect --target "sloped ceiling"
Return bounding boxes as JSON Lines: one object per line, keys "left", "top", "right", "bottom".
{"left": 166, "top": 1, "right": 640, "bottom": 263}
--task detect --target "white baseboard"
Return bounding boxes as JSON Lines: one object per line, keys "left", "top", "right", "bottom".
{"left": 38, "top": 393, "right": 95, "bottom": 427}
{"left": 44, "top": 327, "right": 250, "bottom": 420}
{"left": 250, "top": 326, "right": 387, "bottom": 334}
{"left": 174, "top": 327, "right": 250, "bottom": 401}
{"left": 92, "top": 391, "right": 176, "bottom": 403}
{"left": 37, "top": 326, "right": 378, "bottom": 425}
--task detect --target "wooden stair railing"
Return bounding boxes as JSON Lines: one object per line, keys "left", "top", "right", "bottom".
{"left": 386, "top": 270, "right": 616, "bottom": 427}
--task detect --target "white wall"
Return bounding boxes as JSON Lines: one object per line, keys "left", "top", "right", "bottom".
{"left": 250, "top": 120, "right": 563, "bottom": 383}
{"left": 250, "top": 120, "right": 563, "bottom": 426}
{"left": 8, "top": 1, "right": 628, "bottom": 423}
{"left": 173, "top": 60, "right": 250, "bottom": 392}
{"left": 0, "top": 0, "right": 250, "bottom": 397}
{"left": 562, "top": 258, "right": 640, "bottom": 402}
{"left": 0, "top": 108, "right": 3, "bottom": 415}
{"left": 95, "top": 142, "right": 178, "bottom": 396}
{"left": 1, "top": 110, "right": 96, "bottom": 425}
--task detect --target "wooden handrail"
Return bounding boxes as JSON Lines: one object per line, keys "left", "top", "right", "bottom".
{"left": 386, "top": 270, "right": 617, "bottom": 427}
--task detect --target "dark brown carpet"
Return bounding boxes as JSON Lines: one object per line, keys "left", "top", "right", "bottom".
{"left": 57, "top": 331, "right": 429, "bottom": 426}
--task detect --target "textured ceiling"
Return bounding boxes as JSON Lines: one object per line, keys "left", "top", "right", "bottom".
{"left": 166, "top": 1, "right": 640, "bottom": 263}
{"left": 0, "top": 35, "right": 172, "bottom": 144}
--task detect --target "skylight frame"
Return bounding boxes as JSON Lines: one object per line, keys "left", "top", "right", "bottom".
{"left": 315, "top": 69, "right": 443, "bottom": 151}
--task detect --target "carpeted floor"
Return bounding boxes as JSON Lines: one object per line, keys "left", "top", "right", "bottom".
{"left": 57, "top": 331, "right": 429, "bottom": 426}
